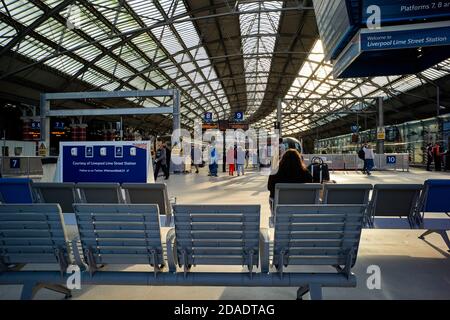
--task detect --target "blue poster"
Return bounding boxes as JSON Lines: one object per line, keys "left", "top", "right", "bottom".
{"left": 362, "top": 0, "right": 450, "bottom": 24}
{"left": 60, "top": 141, "right": 151, "bottom": 183}
{"left": 361, "top": 24, "right": 450, "bottom": 51}
{"left": 234, "top": 112, "right": 244, "bottom": 121}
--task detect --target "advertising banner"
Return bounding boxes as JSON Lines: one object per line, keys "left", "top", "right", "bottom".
{"left": 59, "top": 141, "right": 153, "bottom": 183}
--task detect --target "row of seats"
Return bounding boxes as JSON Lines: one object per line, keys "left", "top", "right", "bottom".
{"left": 272, "top": 181, "right": 450, "bottom": 250}
{"left": 0, "top": 179, "right": 173, "bottom": 224}
{"left": 0, "top": 203, "right": 365, "bottom": 300}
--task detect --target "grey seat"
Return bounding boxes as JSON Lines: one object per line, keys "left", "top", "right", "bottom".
{"left": 369, "top": 184, "right": 423, "bottom": 228}
{"left": 168, "top": 205, "right": 261, "bottom": 275}
{"left": 73, "top": 204, "right": 164, "bottom": 275}
{"left": 323, "top": 184, "right": 372, "bottom": 205}
{"left": 122, "top": 183, "right": 173, "bottom": 226}
{"left": 0, "top": 204, "right": 71, "bottom": 299}
{"left": 271, "top": 183, "right": 322, "bottom": 227}
{"left": 272, "top": 204, "right": 366, "bottom": 299}
{"left": 32, "top": 182, "right": 81, "bottom": 225}
{"left": 76, "top": 183, "right": 124, "bottom": 204}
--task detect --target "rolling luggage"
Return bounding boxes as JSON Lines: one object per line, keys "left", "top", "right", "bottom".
{"left": 308, "top": 157, "right": 330, "bottom": 183}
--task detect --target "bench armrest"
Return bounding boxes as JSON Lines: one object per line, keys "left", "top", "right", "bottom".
{"left": 71, "top": 236, "right": 87, "bottom": 270}
{"left": 166, "top": 228, "right": 177, "bottom": 273}
{"left": 259, "top": 228, "right": 270, "bottom": 273}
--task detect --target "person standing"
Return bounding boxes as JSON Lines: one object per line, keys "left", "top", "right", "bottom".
{"left": 208, "top": 142, "right": 218, "bottom": 177}
{"left": 363, "top": 144, "right": 375, "bottom": 176}
{"left": 165, "top": 143, "right": 171, "bottom": 178}
{"left": 154, "top": 143, "right": 169, "bottom": 181}
{"left": 236, "top": 145, "right": 245, "bottom": 176}
{"left": 227, "top": 146, "right": 235, "bottom": 176}
{"left": 358, "top": 144, "right": 366, "bottom": 173}
{"left": 191, "top": 144, "right": 199, "bottom": 174}
{"left": 426, "top": 143, "right": 433, "bottom": 171}
{"left": 433, "top": 142, "right": 442, "bottom": 172}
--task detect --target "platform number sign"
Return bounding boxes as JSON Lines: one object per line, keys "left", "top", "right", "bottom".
{"left": 235, "top": 112, "right": 244, "bottom": 121}
{"left": 386, "top": 155, "right": 396, "bottom": 164}
{"left": 204, "top": 112, "right": 213, "bottom": 122}
{"left": 10, "top": 158, "right": 20, "bottom": 169}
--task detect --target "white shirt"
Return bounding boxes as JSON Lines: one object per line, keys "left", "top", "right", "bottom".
{"left": 363, "top": 147, "right": 375, "bottom": 160}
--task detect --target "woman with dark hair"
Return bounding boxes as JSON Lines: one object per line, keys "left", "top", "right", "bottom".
{"left": 267, "top": 149, "right": 313, "bottom": 200}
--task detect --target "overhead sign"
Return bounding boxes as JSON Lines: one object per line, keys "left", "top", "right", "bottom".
{"left": 362, "top": 0, "right": 450, "bottom": 24}
{"left": 59, "top": 141, "right": 153, "bottom": 183}
{"left": 204, "top": 112, "right": 213, "bottom": 122}
{"left": 351, "top": 125, "right": 360, "bottom": 133}
{"left": 234, "top": 112, "right": 244, "bottom": 121}
{"left": 361, "top": 23, "right": 450, "bottom": 51}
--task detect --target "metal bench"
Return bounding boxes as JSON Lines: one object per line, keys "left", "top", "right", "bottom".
{"left": 76, "top": 183, "right": 124, "bottom": 204}
{"left": 323, "top": 184, "right": 373, "bottom": 205}
{"left": 72, "top": 204, "right": 164, "bottom": 275}
{"left": 122, "top": 183, "right": 174, "bottom": 226}
{"left": 0, "top": 204, "right": 71, "bottom": 299}
{"left": 416, "top": 179, "right": 450, "bottom": 252}
{"left": 0, "top": 178, "right": 34, "bottom": 204}
{"left": 32, "top": 182, "right": 81, "bottom": 225}
{"left": 272, "top": 204, "right": 366, "bottom": 299}
{"left": 368, "top": 184, "right": 423, "bottom": 229}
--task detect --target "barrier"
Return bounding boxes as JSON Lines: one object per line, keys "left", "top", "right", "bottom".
{"left": 0, "top": 156, "right": 43, "bottom": 176}
{"left": 302, "top": 154, "right": 409, "bottom": 172}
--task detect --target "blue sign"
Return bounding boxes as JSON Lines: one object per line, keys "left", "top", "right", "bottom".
{"left": 61, "top": 142, "right": 151, "bottom": 183}
{"left": 31, "top": 121, "right": 40, "bottom": 130}
{"left": 10, "top": 158, "right": 20, "bottom": 169}
{"left": 361, "top": 24, "right": 450, "bottom": 51}
{"left": 54, "top": 121, "right": 65, "bottom": 130}
{"left": 204, "top": 112, "right": 213, "bottom": 122}
{"left": 235, "top": 112, "right": 244, "bottom": 121}
{"left": 362, "top": 0, "right": 450, "bottom": 24}
{"left": 351, "top": 125, "right": 360, "bottom": 133}
{"left": 386, "top": 155, "right": 397, "bottom": 164}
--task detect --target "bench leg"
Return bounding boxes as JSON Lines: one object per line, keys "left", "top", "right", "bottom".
{"left": 309, "top": 284, "right": 323, "bottom": 300}
{"left": 20, "top": 282, "right": 37, "bottom": 300}
{"left": 437, "top": 230, "right": 450, "bottom": 252}
{"left": 418, "top": 230, "right": 434, "bottom": 239}
{"left": 296, "top": 286, "right": 309, "bottom": 300}
{"left": 20, "top": 282, "right": 71, "bottom": 300}
{"left": 43, "top": 284, "right": 72, "bottom": 299}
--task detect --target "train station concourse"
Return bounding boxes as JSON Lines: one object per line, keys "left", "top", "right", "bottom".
{"left": 0, "top": 0, "right": 450, "bottom": 306}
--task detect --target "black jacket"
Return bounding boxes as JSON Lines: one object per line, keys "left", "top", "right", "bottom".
{"left": 267, "top": 172, "right": 313, "bottom": 199}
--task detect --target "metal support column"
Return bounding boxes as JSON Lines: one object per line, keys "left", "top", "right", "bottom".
{"left": 437, "top": 86, "right": 440, "bottom": 117}
{"left": 377, "top": 97, "right": 384, "bottom": 154}
{"left": 39, "top": 94, "right": 50, "bottom": 156}
{"left": 172, "top": 90, "right": 181, "bottom": 134}
{"left": 276, "top": 98, "right": 282, "bottom": 137}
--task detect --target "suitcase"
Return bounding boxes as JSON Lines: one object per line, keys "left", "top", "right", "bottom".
{"left": 308, "top": 157, "right": 330, "bottom": 183}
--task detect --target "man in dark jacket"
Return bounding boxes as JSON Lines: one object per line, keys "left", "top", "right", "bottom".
{"left": 154, "top": 144, "right": 168, "bottom": 180}
{"left": 426, "top": 143, "right": 433, "bottom": 171}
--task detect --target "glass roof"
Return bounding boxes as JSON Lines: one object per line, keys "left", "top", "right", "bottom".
{"left": 254, "top": 40, "right": 450, "bottom": 135}
{"left": 0, "top": 0, "right": 449, "bottom": 133}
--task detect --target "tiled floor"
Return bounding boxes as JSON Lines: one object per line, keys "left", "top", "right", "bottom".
{"left": 1, "top": 168, "right": 449, "bottom": 299}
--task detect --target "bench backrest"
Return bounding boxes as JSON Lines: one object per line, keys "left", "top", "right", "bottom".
{"left": 371, "top": 184, "right": 422, "bottom": 217}
{"left": 274, "top": 183, "right": 322, "bottom": 206}
{"left": 323, "top": 184, "right": 373, "bottom": 205}
{"left": 420, "top": 179, "right": 450, "bottom": 213}
{"left": 77, "top": 183, "right": 123, "bottom": 204}
{"left": 172, "top": 205, "right": 260, "bottom": 269}
{"left": 0, "top": 204, "right": 69, "bottom": 271}
{"left": 0, "top": 178, "right": 34, "bottom": 204}
{"left": 273, "top": 205, "right": 366, "bottom": 269}
{"left": 32, "top": 182, "right": 80, "bottom": 213}
{"left": 73, "top": 204, "right": 163, "bottom": 270}
{"left": 122, "top": 183, "right": 171, "bottom": 215}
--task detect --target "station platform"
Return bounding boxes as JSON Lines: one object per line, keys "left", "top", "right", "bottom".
{"left": 0, "top": 168, "right": 449, "bottom": 300}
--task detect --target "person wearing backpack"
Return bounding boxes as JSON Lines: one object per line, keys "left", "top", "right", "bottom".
{"left": 363, "top": 144, "right": 375, "bottom": 175}
{"left": 358, "top": 144, "right": 366, "bottom": 173}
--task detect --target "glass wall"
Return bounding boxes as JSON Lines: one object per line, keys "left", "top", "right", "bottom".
{"left": 314, "top": 114, "right": 450, "bottom": 165}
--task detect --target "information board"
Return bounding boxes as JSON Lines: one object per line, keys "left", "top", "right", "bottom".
{"left": 59, "top": 141, "right": 153, "bottom": 183}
